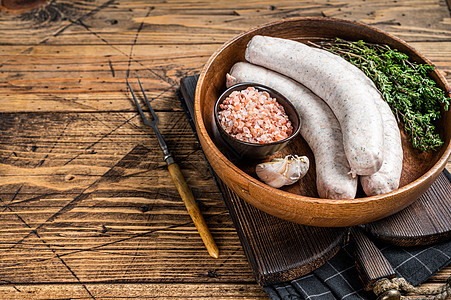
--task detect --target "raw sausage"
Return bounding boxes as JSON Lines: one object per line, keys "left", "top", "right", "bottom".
{"left": 360, "top": 95, "right": 403, "bottom": 195}
{"left": 315, "top": 47, "right": 403, "bottom": 195}
{"left": 356, "top": 68, "right": 403, "bottom": 195}
{"left": 227, "top": 62, "right": 357, "bottom": 199}
{"left": 245, "top": 35, "right": 385, "bottom": 176}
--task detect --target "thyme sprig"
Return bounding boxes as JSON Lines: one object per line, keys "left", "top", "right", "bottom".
{"left": 313, "top": 39, "right": 449, "bottom": 151}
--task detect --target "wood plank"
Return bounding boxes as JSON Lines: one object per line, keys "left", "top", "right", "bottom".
{"left": 352, "top": 228, "right": 396, "bottom": 291}
{"left": 0, "top": 111, "right": 204, "bottom": 167}
{"left": 0, "top": 1, "right": 448, "bottom": 44}
{"left": 0, "top": 56, "right": 448, "bottom": 114}
{"left": 0, "top": 283, "right": 269, "bottom": 300}
{"left": 0, "top": 268, "right": 449, "bottom": 299}
{"left": 0, "top": 42, "right": 448, "bottom": 113}
{"left": 0, "top": 44, "right": 211, "bottom": 112}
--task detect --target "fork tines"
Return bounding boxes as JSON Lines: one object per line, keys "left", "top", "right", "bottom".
{"left": 127, "top": 77, "right": 159, "bottom": 127}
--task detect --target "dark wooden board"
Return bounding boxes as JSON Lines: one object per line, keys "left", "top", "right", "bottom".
{"left": 179, "top": 75, "right": 349, "bottom": 286}
{"left": 352, "top": 227, "right": 396, "bottom": 291}
{"left": 353, "top": 170, "right": 451, "bottom": 290}
{"left": 364, "top": 170, "right": 451, "bottom": 247}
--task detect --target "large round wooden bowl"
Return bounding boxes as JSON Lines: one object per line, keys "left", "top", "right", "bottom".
{"left": 194, "top": 17, "right": 451, "bottom": 227}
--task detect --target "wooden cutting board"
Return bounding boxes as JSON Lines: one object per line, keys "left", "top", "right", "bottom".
{"left": 178, "top": 74, "right": 451, "bottom": 286}
{"left": 364, "top": 170, "right": 451, "bottom": 247}
{"left": 353, "top": 170, "right": 451, "bottom": 290}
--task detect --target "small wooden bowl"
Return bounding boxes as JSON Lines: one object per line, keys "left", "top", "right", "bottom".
{"left": 194, "top": 17, "right": 451, "bottom": 227}
{"left": 214, "top": 83, "right": 301, "bottom": 160}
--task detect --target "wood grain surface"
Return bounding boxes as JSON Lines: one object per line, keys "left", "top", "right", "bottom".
{"left": 0, "top": 0, "right": 450, "bottom": 299}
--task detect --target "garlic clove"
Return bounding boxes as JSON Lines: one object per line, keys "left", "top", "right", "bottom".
{"left": 256, "top": 155, "right": 309, "bottom": 188}
{"left": 255, "top": 158, "right": 289, "bottom": 188}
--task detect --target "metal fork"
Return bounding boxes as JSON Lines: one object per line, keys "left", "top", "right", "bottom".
{"left": 127, "top": 77, "right": 174, "bottom": 165}
{"left": 127, "top": 77, "right": 219, "bottom": 259}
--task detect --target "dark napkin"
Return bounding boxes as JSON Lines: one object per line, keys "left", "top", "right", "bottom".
{"left": 176, "top": 75, "right": 451, "bottom": 300}
{"left": 264, "top": 228, "right": 451, "bottom": 300}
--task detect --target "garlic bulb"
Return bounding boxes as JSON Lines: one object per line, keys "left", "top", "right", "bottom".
{"left": 256, "top": 155, "right": 309, "bottom": 188}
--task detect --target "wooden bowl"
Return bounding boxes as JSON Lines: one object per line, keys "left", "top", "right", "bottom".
{"left": 214, "top": 82, "right": 301, "bottom": 160}
{"left": 194, "top": 17, "right": 451, "bottom": 227}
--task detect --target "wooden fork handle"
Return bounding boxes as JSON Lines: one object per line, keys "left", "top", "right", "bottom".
{"left": 167, "top": 162, "right": 219, "bottom": 258}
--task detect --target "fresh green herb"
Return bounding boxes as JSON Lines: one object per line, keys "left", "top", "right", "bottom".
{"left": 313, "top": 39, "right": 449, "bottom": 151}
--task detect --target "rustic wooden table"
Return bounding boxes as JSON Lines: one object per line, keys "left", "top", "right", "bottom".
{"left": 0, "top": 0, "right": 450, "bottom": 299}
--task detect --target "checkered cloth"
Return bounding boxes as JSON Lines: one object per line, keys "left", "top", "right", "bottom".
{"left": 264, "top": 170, "right": 451, "bottom": 300}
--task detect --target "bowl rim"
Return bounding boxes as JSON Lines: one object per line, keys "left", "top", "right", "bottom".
{"left": 194, "top": 17, "right": 451, "bottom": 208}
{"left": 214, "top": 82, "right": 302, "bottom": 147}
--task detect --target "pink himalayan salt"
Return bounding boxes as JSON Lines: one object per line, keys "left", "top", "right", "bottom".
{"left": 217, "top": 87, "right": 293, "bottom": 144}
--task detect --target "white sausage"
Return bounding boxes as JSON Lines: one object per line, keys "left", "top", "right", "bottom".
{"left": 227, "top": 62, "right": 357, "bottom": 199}
{"left": 360, "top": 96, "right": 403, "bottom": 195}
{"left": 355, "top": 66, "right": 403, "bottom": 195}
{"left": 245, "top": 35, "right": 385, "bottom": 176}
{"left": 313, "top": 47, "right": 403, "bottom": 195}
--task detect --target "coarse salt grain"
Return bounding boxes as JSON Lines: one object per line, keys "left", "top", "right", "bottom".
{"left": 217, "top": 87, "right": 293, "bottom": 144}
